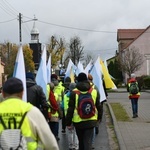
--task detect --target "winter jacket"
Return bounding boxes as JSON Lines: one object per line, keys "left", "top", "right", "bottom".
{"left": 65, "top": 80, "right": 102, "bottom": 129}
{"left": 26, "top": 78, "right": 49, "bottom": 118}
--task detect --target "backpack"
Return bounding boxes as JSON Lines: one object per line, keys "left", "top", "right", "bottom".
{"left": 74, "top": 88, "right": 96, "bottom": 119}
{"left": 129, "top": 82, "right": 139, "bottom": 94}
{"left": 0, "top": 112, "right": 28, "bottom": 150}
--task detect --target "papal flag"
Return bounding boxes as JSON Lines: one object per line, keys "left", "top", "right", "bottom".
{"left": 100, "top": 58, "right": 117, "bottom": 89}
{"left": 13, "top": 46, "right": 27, "bottom": 102}
{"left": 65, "top": 59, "right": 76, "bottom": 82}
{"left": 35, "top": 45, "right": 47, "bottom": 96}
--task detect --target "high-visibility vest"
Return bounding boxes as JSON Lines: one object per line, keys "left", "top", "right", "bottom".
{"left": 0, "top": 98, "right": 44, "bottom": 150}
{"left": 72, "top": 88, "right": 98, "bottom": 123}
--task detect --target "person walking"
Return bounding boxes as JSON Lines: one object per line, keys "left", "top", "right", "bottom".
{"left": 0, "top": 77, "right": 59, "bottom": 150}
{"left": 26, "top": 72, "right": 49, "bottom": 120}
{"left": 63, "top": 82, "right": 79, "bottom": 150}
{"left": 66, "top": 72, "right": 102, "bottom": 150}
{"left": 127, "top": 73, "right": 140, "bottom": 118}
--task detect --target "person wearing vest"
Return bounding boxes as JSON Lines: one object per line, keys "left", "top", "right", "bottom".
{"left": 61, "top": 76, "right": 71, "bottom": 134}
{"left": 0, "top": 77, "right": 59, "bottom": 150}
{"left": 66, "top": 73, "right": 102, "bottom": 150}
{"left": 51, "top": 74, "right": 64, "bottom": 141}
{"left": 127, "top": 73, "right": 141, "bottom": 118}
{"left": 47, "top": 82, "right": 60, "bottom": 141}
{"left": 63, "top": 82, "right": 79, "bottom": 150}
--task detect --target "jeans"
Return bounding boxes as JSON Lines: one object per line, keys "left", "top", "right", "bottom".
{"left": 75, "top": 127, "right": 94, "bottom": 150}
{"left": 49, "top": 122, "right": 59, "bottom": 137}
{"left": 131, "top": 98, "right": 138, "bottom": 115}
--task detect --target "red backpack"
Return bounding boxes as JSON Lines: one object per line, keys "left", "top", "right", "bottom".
{"left": 74, "top": 88, "right": 96, "bottom": 119}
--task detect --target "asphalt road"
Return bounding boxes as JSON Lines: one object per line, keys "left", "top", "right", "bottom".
{"left": 57, "top": 105, "right": 112, "bottom": 150}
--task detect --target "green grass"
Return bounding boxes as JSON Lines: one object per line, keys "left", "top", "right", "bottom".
{"left": 110, "top": 103, "right": 131, "bottom": 122}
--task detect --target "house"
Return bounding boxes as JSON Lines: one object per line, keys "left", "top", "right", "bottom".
{"left": 117, "top": 26, "right": 150, "bottom": 83}
{"left": 0, "top": 57, "right": 5, "bottom": 88}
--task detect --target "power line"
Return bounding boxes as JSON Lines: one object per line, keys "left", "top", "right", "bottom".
{"left": 3, "top": 0, "right": 19, "bottom": 14}
{"left": 0, "top": 1, "right": 17, "bottom": 17}
{"left": 0, "top": 18, "right": 17, "bottom": 24}
{"left": 37, "top": 20, "right": 116, "bottom": 33}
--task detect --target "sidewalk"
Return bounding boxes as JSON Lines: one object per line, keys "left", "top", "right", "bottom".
{"left": 108, "top": 90, "right": 150, "bottom": 150}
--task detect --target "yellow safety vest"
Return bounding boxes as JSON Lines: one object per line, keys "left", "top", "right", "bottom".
{"left": 72, "top": 88, "right": 98, "bottom": 123}
{"left": 0, "top": 98, "right": 43, "bottom": 150}
{"left": 63, "top": 92, "right": 70, "bottom": 116}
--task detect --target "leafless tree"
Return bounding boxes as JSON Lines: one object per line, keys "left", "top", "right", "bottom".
{"left": 118, "top": 46, "right": 144, "bottom": 77}
{"left": 67, "top": 36, "right": 84, "bottom": 65}
{"left": 47, "top": 36, "right": 66, "bottom": 68}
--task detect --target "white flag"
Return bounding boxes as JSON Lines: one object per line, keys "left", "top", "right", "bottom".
{"left": 47, "top": 54, "right": 51, "bottom": 83}
{"left": 13, "top": 46, "right": 27, "bottom": 102}
{"left": 35, "top": 46, "right": 47, "bottom": 96}
{"left": 90, "top": 57, "right": 106, "bottom": 102}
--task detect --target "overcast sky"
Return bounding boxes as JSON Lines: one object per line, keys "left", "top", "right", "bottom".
{"left": 1, "top": 0, "right": 150, "bottom": 60}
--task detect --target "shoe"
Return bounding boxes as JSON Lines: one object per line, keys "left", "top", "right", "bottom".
{"left": 95, "top": 127, "right": 99, "bottom": 134}
{"left": 136, "top": 114, "right": 138, "bottom": 117}
{"left": 132, "top": 114, "right": 136, "bottom": 118}
{"left": 62, "top": 129, "right": 66, "bottom": 134}
{"left": 56, "top": 136, "right": 60, "bottom": 141}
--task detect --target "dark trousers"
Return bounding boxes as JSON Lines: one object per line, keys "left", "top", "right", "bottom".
{"left": 62, "top": 110, "right": 66, "bottom": 131}
{"left": 131, "top": 98, "right": 138, "bottom": 115}
{"left": 49, "top": 122, "right": 59, "bottom": 137}
{"left": 75, "top": 127, "right": 94, "bottom": 150}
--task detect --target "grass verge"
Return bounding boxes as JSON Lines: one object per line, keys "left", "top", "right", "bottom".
{"left": 110, "top": 103, "right": 131, "bottom": 122}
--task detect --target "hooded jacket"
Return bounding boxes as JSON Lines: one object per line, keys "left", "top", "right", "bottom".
{"left": 26, "top": 78, "right": 49, "bottom": 110}
{"left": 65, "top": 80, "right": 102, "bottom": 129}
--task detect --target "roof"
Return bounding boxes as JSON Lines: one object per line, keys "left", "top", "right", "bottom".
{"left": 117, "top": 29, "right": 145, "bottom": 41}
{"left": 123, "top": 26, "right": 150, "bottom": 49}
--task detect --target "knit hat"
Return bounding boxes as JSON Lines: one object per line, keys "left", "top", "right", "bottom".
{"left": 69, "top": 83, "right": 76, "bottom": 90}
{"left": 3, "top": 77, "right": 23, "bottom": 94}
{"left": 131, "top": 73, "right": 135, "bottom": 78}
{"left": 77, "top": 72, "right": 88, "bottom": 82}
{"left": 26, "top": 72, "right": 34, "bottom": 80}
{"left": 51, "top": 74, "right": 58, "bottom": 81}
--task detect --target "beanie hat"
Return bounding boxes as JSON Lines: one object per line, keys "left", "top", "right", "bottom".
{"left": 64, "top": 77, "right": 71, "bottom": 84}
{"left": 131, "top": 73, "right": 135, "bottom": 78}
{"left": 88, "top": 74, "right": 93, "bottom": 81}
{"left": 3, "top": 77, "right": 23, "bottom": 94}
{"left": 69, "top": 83, "right": 76, "bottom": 90}
{"left": 26, "top": 72, "right": 34, "bottom": 80}
{"left": 77, "top": 72, "right": 88, "bottom": 82}
{"left": 51, "top": 74, "right": 58, "bottom": 81}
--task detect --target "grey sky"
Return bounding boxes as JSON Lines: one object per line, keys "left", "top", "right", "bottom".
{"left": 1, "top": 0, "right": 150, "bottom": 60}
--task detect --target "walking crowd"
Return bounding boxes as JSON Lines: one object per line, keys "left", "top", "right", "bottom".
{"left": 0, "top": 71, "right": 141, "bottom": 150}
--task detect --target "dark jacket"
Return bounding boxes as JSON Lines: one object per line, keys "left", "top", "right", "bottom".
{"left": 26, "top": 78, "right": 49, "bottom": 109}
{"left": 65, "top": 80, "right": 102, "bottom": 129}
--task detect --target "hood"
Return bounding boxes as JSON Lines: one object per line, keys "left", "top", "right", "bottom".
{"left": 128, "top": 78, "right": 137, "bottom": 83}
{"left": 76, "top": 81, "right": 91, "bottom": 92}
{"left": 26, "top": 78, "right": 36, "bottom": 88}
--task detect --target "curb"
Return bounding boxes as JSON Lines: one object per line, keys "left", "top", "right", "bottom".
{"left": 106, "top": 103, "right": 127, "bottom": 150}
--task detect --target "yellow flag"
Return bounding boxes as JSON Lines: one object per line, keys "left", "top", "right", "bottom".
{"left": 70, "top": 66, "right": 75, "bottom": 83}
{"left": 100, "top": 59, "right": 117, "bottom": 89}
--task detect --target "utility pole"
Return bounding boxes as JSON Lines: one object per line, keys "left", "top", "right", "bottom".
{"left": 19, "top": 13, "right": 22, "bottom": 45}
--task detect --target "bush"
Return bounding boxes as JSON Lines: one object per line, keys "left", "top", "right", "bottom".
{"left": 143, "top": 76, "right": 150, "bottom": 88}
